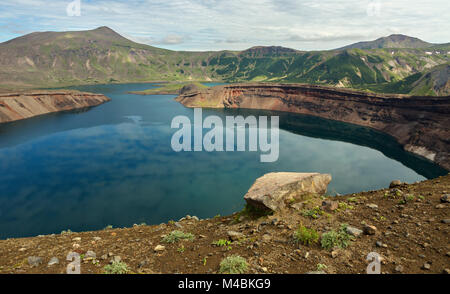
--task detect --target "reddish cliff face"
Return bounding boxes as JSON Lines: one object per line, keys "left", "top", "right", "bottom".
{"left": 176, "top": 83, "right": 450, "bottom": 170}
{"left": 0, "top": 90, "right": 110, "bottom": 124}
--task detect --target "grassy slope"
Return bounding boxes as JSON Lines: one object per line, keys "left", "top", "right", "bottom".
{"left": 129, "top": 82, "right": 208, "bottom": 95}
{"left": 0, "top": 27, "right": 448, "bottom": 95}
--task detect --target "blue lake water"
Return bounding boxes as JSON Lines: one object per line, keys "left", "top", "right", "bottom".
{"left": 0, "top": 83, "right": 446, "bottom": 239}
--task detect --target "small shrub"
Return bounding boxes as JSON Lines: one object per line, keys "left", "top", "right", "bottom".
{"left": 104, "top": 261, "right": 129, "bottom": 274}
{"left": 301, "top": 206, "right": 323, "bottom": 219}
{"left": 317, "top": 263, "right": 327, "bottom": 271}
{"left": 338, "top": 202, "right": 354, "bottom": 211}
{"left": 162, "top": 230, "right": 194, "bottom": 243}
{"left": 321, "top": 224, "right": 352, "bottom": 250}
{"left": 293, "top": 225, "right": 319, "bottom": 246}
{"left": 219, "top": 255, "right": 248, "bottom": 274}
{"left": 104, "top": 225, "right": 113, "bottom": 230}
{"left": 212, "top": 239, "right": 232, "bottom": 250}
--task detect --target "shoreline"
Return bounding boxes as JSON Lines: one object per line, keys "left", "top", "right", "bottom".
{"left": 176, "top": 83, "right": 450, "bottom": 171}
{"left": 0, "top": 90, "right": 110, "bottom": 124}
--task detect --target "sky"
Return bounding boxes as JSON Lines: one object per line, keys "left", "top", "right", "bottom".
{"left": 0, "top": 0, "right": 449, "bottom": 51}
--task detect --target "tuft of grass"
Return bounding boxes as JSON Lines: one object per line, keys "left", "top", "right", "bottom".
{"left": 212, "top": 239, "right": 232, "bottom": 250}
{"left": 219, "top": 255, "right": 248, "bottom": 274}
{"left": 317, "top": 263, "right": 328, "bottom": 271}
{"left": 293, "top": 224, "right": 319, "bottom": 246}
{"left": 162, "top": 230, "right": 195, "bottom": 243}
{"left": 338, "top": 202, "right": 354, "bottom": 211}
{"left": 104, "top": 261, "right": 129, "bottom": 274}
{"left": 301, "top": 206, "right": 323, "bottom": 219}
{"left": 321, "top": 224, "right": 352, "bottom": 250}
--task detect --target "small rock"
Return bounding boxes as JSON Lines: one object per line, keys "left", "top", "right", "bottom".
{"left": 192, "top": 216, "right": 199, "bottom": 221}
{"left": 227, "top": 231, "right": 244, "bottom": 241}
{"left": 291, "top": 202, "right": 304, "bottom": 211}
{"left": 363, "top": 225, "right": 377, "bottom": 235}
{"left": 72, "top": 243, "right": 80, "bottom": 249}
{"left": 421, "top": 263, "right": 431, "bottom": 270}
{"left": 346, "top": 226, "right": 363, "bottom": 237}
{"left": 48, "top": 257, "right": 59, "bottom": 266}
{"left": 443, "top": 268, "right": 450, "bottom": 274}
{"left": 154, "top": 245, "right": 165, "bottom": 252}
{"left": 441, "top": 194, "right": 450, "bottom": 203}
{"left": 389, "top": 180, "right": 402, "bottom": 188}
{"left": 261, "top": 267, "right": 268, "bottom": 273}
{"left": 435, "top": 204, "right": 445, "bottom": 209}
{"left": 93, "top": 237, "right": 101, "bottom": 241}
{"left": 441, "top": 219, "right": 450, "bottom": 224}
{"left": 111, "top": 256, "right": 121, "bottom": 263}
{"left": 85, "top": 250, "right": 96, "bottom": 259}
{"left": 366, "top": 204, "right": 378, "bottom": 209}
{"left": 322, "top": 200, "right": 338, "bottom": 211}
{"left": 394, "top": 265, "right": 404, "bottom": 273}
{"left": 331, "top": 250, "right": 339, "bottom": 258}
{"left": 262, "top": 234, "right": 272, "bottom": 242}
{"left": 72, "top": 237, "right": 81, "bottom": 242}
{"left": 28, "top": 256, "right": 43, "bottom": 267}
{"left": 18, "top": 248, "right": 27, "bottom": 252}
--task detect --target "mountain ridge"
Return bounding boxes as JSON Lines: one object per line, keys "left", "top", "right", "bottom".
{"left": 0, "top": 27, "right": 448, "bottom": 95}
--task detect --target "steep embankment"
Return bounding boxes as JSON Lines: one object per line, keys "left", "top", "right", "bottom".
{"left": 176, "top": 83, "right": 450, "bottom": 170}
{"left": 0, "top": 91, "right": 110, "bottom": 123}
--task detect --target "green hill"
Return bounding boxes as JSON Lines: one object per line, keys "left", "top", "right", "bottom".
{"left": 0, "top": 27, "right": 448, "bottom": 95}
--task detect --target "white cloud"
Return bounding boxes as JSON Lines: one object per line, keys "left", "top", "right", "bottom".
{"left": 0, "top": 0, "right": 448, "bottom": 51}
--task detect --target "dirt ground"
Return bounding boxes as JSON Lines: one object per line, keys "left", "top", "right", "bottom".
{"left": 0, "top": 174, "right": 449, "bottom": 274}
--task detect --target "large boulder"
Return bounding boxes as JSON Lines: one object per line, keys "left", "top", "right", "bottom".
{"left": 244, "top": 172, "right": 332, "bottom": 212}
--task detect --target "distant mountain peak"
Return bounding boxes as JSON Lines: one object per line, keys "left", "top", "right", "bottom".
{"left": 338, "top": 34, "right": 434, "bottom": 50}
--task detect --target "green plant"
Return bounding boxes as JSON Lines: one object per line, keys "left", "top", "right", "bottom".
{"left": 293, "top": 225, "right": 319, "bottom": 246}
{"left": 347, "top": 197, "right": 358, "bottom": 202}
{"left": 321, "top": 224, "right": 352, "bottom": 250}
{"left": 338, "top": 202, "right": 354, "bottom": 211}
{"left": 317, "top": 263, "right": 327, "bottom": 271}
{"left": 162, "top": 230, "right": 195, "bottom": 243}
{"left": 104, "top": 225, "right": 113, "bottom": 230}
{"left": 177, "top": 245, "right": 185, "bottom": 253}
{"left": 301, "top": 206, "right": 323, "bottom": 219}
{"left": 212, "top": 239, "right": 233, "bottom": 250}
{"left": 104, "top": 261, "right": 129, "bottom": 274}
{"left": 219, "top": 255, "right": 248, "bottom": 274}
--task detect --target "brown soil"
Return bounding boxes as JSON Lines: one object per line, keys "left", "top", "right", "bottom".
{"left": 0, "top": 174, "right": 449, "bottom": 274}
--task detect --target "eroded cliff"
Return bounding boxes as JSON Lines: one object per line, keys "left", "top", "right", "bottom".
{"left": 176, "top": 83, "right": 450, "bottom": 170}
{"left": 0, "top": 90, "right": 110, "bottom": 124}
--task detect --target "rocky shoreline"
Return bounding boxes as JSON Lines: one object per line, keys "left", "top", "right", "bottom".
{"left": 176, "top": 83, "right": 450, "bottom": 171}
{"left": 0, "top": 90, "right": 110, "bottom": 124}
{"left": 0, "top": 173, "right": 448, "bottom": 274}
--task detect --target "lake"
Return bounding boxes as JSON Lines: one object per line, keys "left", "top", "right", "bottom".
{"left": 0, "top": 83, "right": 446, "bottom": 239}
